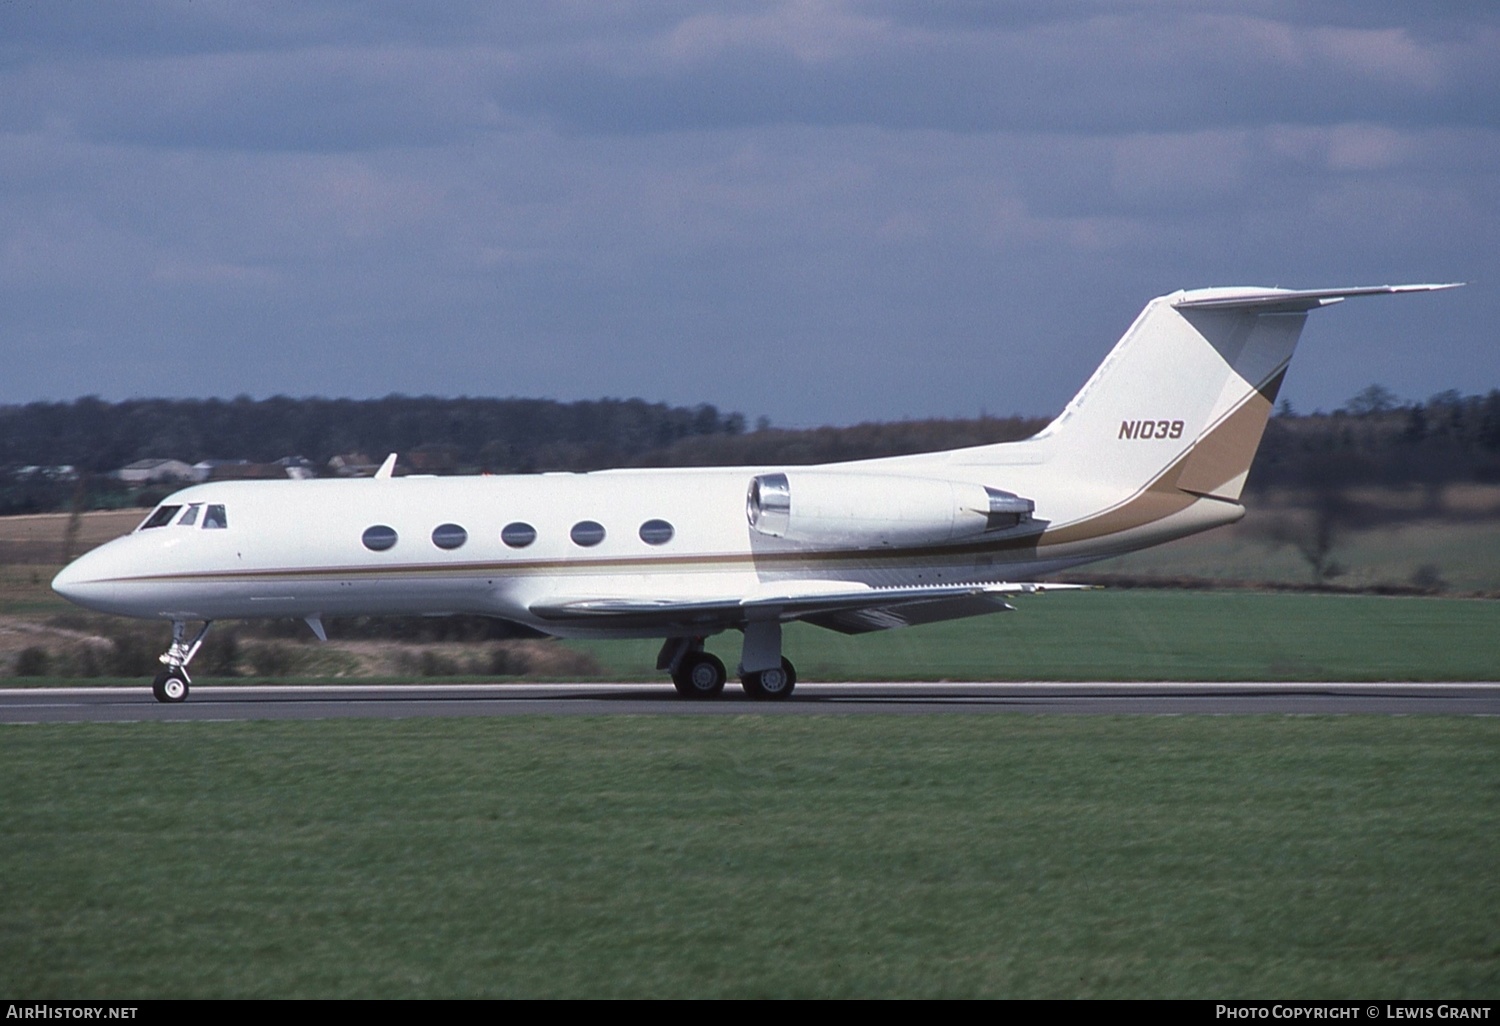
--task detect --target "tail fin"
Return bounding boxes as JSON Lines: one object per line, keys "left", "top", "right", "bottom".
{"left": 1033, "top": 283, "right": 1461, "bottom": 502}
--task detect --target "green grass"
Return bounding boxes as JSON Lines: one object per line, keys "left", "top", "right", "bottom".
{"left": 571, "top": 590, "right": 1500, "bottom": 682}
{"left": 1099, "top": 516, "right": 1500, "bottom": 593}
{"left": 0, "top": 564, "right": 69, "bottom": 616}
{"left": 8, "top": 590, "right": 1499, "bottom": 685}
{"left": 2, "top": 716, "right": 1496, "bottom": 998}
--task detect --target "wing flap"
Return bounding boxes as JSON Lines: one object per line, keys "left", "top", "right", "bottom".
{"left": 803, "top": 592, "right": 1017, "bottom": 635}
{"left": 529, "top": 581, "right": 1089, "bottom": 634}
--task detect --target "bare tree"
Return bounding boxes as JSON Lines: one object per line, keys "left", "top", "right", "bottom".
{"left": 1254, "top": 454, "right": 1356, "bottom": 586}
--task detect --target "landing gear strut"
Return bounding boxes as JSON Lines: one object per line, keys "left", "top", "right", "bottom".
{"left": 738, "top": 619, "right": 796, "bottom": 700}
{"left": 152, "top": 620, "right": 211, "bottom": 704}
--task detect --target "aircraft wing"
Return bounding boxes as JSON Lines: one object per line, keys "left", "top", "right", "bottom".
{"left": 528, "top": 581, "right": 1091, "bottom": 636}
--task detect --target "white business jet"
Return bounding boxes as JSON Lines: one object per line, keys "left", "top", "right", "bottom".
{"left": 53, "top": 283, "right": 1460, "bottom": 702}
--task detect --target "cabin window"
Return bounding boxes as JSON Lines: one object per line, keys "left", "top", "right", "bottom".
{"left": 362, "top": 525, "right": 398, "bottom": 551}
{"left": 432, "top": 523, "right": 468, "bottom": 550}
{"left": 501, "top": 522, "right": 536, "bottom": 548}
{"left": 639, "top": 519, "right": 674, "bottom": 545}
{"left": 570, "top": 520, "right": 606, "bottom": 547}
{"left": 140, "top": 505, "right": 182, "bottom": 530}
{"left": 177, "top": 503, "right": 201, "bottom": 527}
{"left": 203, "top": 504, "right": 228, "bottom": 529}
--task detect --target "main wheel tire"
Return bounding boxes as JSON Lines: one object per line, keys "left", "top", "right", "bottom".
{"left": 152, "top": 670, "right": 189, "bottom": 704}
{"left": 741, "top": 658, "right": 797, "bottom": 700}
{"left": 674, "top": 653, "right": 726, "bottom": 699}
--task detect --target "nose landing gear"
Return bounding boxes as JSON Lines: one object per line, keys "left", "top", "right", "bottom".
{"left": 152, "top": 620, "right": 212, "bottom": 703}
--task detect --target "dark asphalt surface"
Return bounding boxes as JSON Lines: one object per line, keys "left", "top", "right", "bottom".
{"left": 2, "top": 681, "right": 1497, "bottom": 722}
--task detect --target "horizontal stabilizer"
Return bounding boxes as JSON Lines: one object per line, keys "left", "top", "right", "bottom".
{"left": 1174, "top": 283, "right": 1462, "bottom": 313}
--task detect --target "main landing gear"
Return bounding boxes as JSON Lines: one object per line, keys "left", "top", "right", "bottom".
{"left": 741, "top": 658, "right": 797, "bottom": 699}
{"left": 659, "top": 634, "right": 797, "bottom": 701}
{"left": 672, "top": 650, "right": 727, "bottom": 699}
{"left": 151, "top": 620, "right": 211, "bottom": 704}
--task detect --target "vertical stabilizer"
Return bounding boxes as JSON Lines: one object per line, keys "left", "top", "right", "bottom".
{"left": 1034, "top": 290, "right": 1304, "bottom": 503}
{"left": 1029, "top": 284, "right": 1461, "bottom": 504}
{"left": 917, "top": 283, "right": 1461, "bottom": 555}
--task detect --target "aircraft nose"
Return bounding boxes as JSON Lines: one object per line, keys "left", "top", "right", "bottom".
{"left": 51, "top": 558, "right": 86, "bottom": 602}
{"left": 52, "top": 550, "right": 116, "bottom": 612}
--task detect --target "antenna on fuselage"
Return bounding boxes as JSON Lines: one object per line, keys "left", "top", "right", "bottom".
{"left": 374, "top": 453, "right": 398, "bottom": 479}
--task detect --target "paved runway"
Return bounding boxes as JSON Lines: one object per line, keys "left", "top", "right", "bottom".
{"left": 2, "top": 681, "right": 1497, "bottom": 722}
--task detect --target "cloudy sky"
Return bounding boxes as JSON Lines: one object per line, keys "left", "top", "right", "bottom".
{"left": 2, "top": 1, "right": 1496, "bottom": 427}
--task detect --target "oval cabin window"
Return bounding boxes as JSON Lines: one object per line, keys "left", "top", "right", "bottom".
{"left": 501, "top": 522, "right": 537, "bottom": 548}
{"left": 362, "top": 525, "right": 398, "bottom": 552}
{"left": 432, "top": 523, "right": 468, "bottom": 550}
{"left": 570, "top": 521, "right": 606, "bottom": 547}
{"left": 638, "top": 519, "right": 674, "bottom": 545}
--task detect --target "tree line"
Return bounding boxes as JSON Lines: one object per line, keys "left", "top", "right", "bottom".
{"left": 1, "top": 388, "right": 1498, "bottom": 515}
{"left": 1253, "top": 389, "right": 1500, "bottom": 492}
{"left": 0, "top": 394, "right": 747, "bottom": 475}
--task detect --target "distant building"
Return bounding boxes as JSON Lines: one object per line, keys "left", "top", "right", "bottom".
{"left": 328, "top": 453, "right": 379, "bottom": 477}
{"left": 12, "top": 465, "right": 79, "bottom": 483}
{"left": 116, "top": 459, "right": 194, "bottom": 484}
{"left": 192, "top": 459, "right": 249, "bottom": 482}
{"left": 207, "top": 462, "right": 285, "bottom": 482}
{"left": 194, "top": 457, "right": 320, "bottom": 482}
{"left": 277, "top": 456, "right": 318, "bottom": 481}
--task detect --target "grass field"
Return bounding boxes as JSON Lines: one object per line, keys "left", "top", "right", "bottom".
{"left": 2, "top": 716, "right": 1495, "bottom": 998}
{"left": 5, "top": 513, "right": 1496, "bottom": 998}
{"left": 5, "top": 588, "right": 1499, "bottom": 684}
{"left": 571, "top": 590, "right": 1500, "bottom": 682}
{"left": 1098, "top": 514, "right": 1500, "bottom": 594}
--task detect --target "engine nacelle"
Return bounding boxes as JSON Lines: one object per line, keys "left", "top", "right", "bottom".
{"left": 746, "top": 471, "right": 1036, "bottom": 548}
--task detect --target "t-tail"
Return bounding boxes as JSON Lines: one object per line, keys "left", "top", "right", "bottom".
{"left": 930, "top": 283, "right": 1463, "bottom": 560}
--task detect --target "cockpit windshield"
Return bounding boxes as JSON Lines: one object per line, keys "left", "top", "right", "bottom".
{"left": 139, "top": 505, "right": 181, "bottom": 530}
{"left": 137, "top": 503, "right": 229, "bottom": 531}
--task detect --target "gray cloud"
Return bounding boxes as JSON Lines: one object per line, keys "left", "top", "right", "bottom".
{"left": 1, "top": 2, "right": 1495, "bottom": 426}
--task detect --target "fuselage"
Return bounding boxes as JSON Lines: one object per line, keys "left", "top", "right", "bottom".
{"left": 48, "top": 447, "right": 1242, "bottom": 637}
{"left": 61, "top": 283, "right": 1461, "bottom": 647}
{"left": 47, "top": 283, "right": 1459, "bottom": 704}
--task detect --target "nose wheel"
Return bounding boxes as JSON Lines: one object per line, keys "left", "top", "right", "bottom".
{"left": 151, "top": 620, "right": 211, "bottom": 703}
{"left": 152, "top": 670, "right": 189, "bottom": 703}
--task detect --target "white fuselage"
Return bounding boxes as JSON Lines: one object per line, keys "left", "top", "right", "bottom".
{"left": 55, "top": 283, "right": 1458, "bottom": 653}
{"left": 48, "top": 448, "right": 1240, "bottom": 636}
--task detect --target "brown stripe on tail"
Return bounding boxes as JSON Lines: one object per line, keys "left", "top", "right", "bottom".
{"left": 1174, "top": 366, "right": 1286, "bottom": 502}
{"left": 1039, "top": 369, "right": 1284, "bottom": 546}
